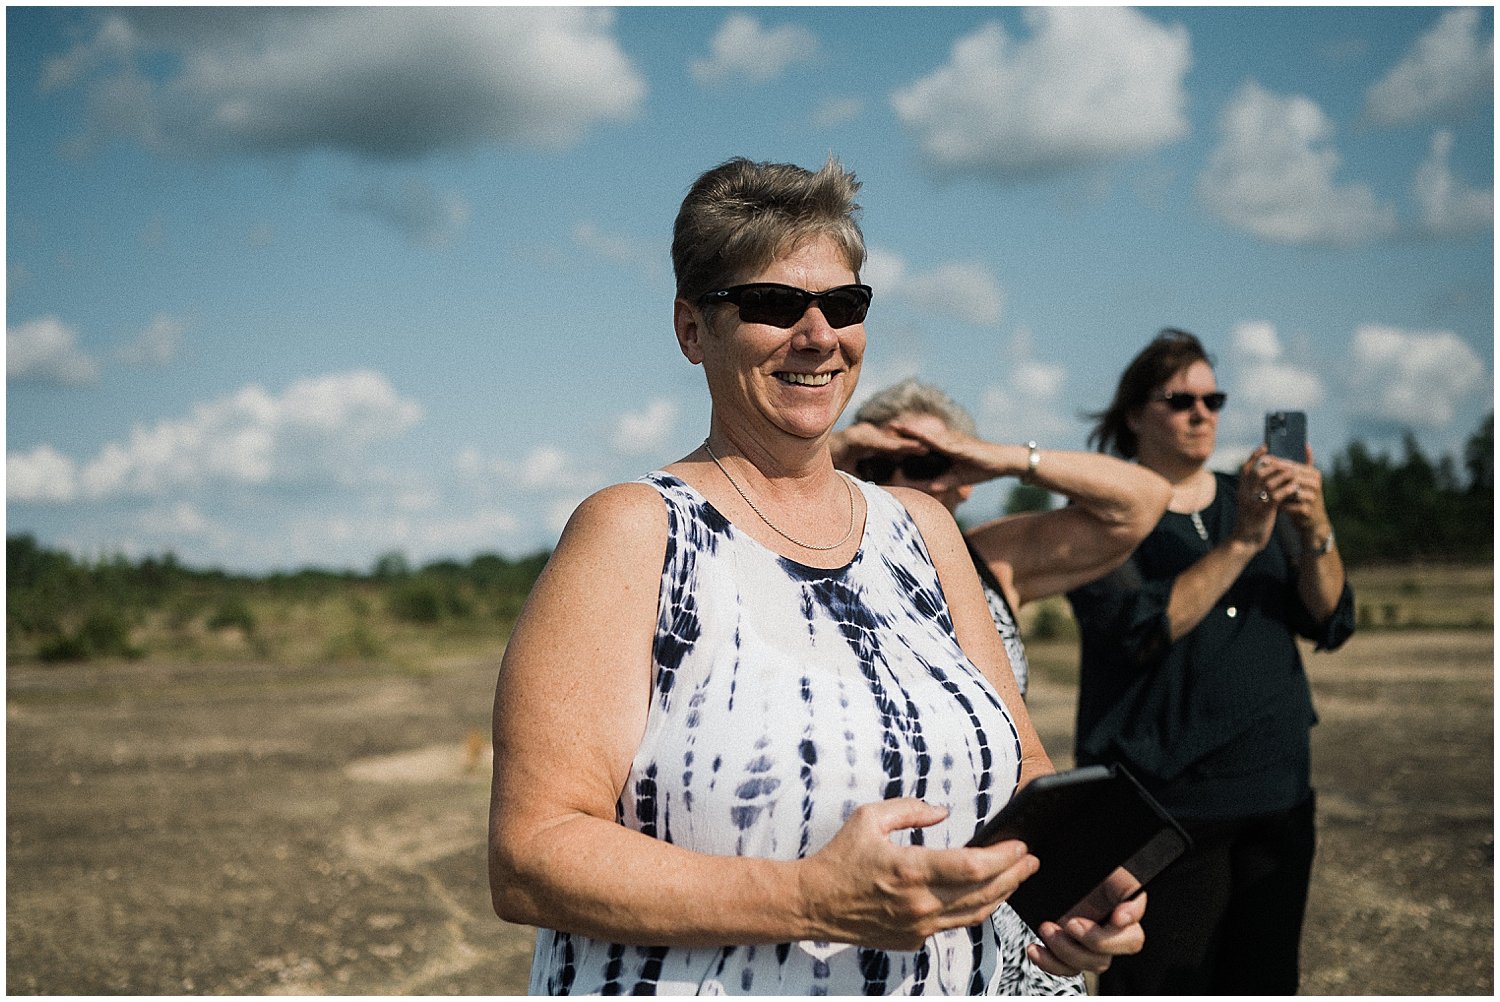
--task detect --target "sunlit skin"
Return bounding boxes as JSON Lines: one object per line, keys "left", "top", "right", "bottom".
{"left": 1127, "top": 359, "right": 1220, "bottom": 480}
{"left": 878, "top": 412, "right": 974, "bottom": 514}
{"left": 675, "top": 235, "right": 864, "bottom": 462}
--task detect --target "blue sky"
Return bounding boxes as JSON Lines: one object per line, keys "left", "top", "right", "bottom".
{"left": 7, "top": 6, "right": 1494, "bottom": 573}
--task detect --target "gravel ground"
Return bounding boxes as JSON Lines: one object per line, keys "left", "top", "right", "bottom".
{"left": 6, "top": 629, "right": 1491, "bottom": 995}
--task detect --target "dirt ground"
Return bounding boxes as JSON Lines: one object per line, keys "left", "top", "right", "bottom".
{"left": 6, "top": 628, "right": 1492, "bottom": 995}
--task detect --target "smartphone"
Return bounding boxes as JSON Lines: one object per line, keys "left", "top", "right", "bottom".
{"left": 967, "top": 764, "right": 1191, "bottom": 932}
{"left": 1265, "top": 410, "right": 1307, "bottom": 462}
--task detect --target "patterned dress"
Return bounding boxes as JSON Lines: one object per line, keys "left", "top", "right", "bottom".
{"left": 528, "top": 472, "right": 1083, "bottom": 996}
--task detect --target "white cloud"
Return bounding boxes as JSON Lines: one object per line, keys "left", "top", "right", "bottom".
{"left": 135, "top": 501, "right": 215, "bottom": 537}
{"left": 1225, "top": 320, "right": 1325, "bottom": 419}
{"left": 979, "top": 328, "right": 1073, "bottom": 443}
{"left": 613, "top": 399, "right": 679, "bottom": 456}
{"left": 1365, "top": 8, "right": 1493, "bottom": 127}
{"left": 572, "top": 221, "right": 662, "bottom": 277}
{"left": 864, "top": 247, "right": 1004, "bottom": 327}
{"left": 7, "top": 445, "right": 81, "bottom": 503}
{"left": 8, "top": 316, "right": 101, "bottom": 386}
{"left": 812, "top": 97, "right": 863, "bottom": 129}
{"left": 6, "top": 370, "right": 421, "bottom": 503}
{"left": 459, "top": 443, "right": 598, "bottom": 494}
{"left": 689, "top": 14, "right": 818, "bottom": 85}
{"left": 1346, "top": 325, "right": 1486, "bottom": 428}
{"left": 1197, "top": 81, "right": 1398, "bottom": 245}
{"left": 1413, "top": 130, "right": 1493, "bottom": 238}
{"left": 891, "top": 8, "right": 1190, "bottom": 179}
{"left": 337, "top": 178, "right": 469, "bottom": 248}
{"left": 44, "top": 8, "right": 645, "bottom": 159}
{"left": 117, "top": 314, "right": 187, "bottom": 367}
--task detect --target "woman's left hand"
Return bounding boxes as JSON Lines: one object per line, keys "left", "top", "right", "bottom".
{"left": 1271, "top": 445, "right": 1334, "bottom": 545}
{"left": 882, "top": 418, "right": 1008, "bottom": 489}
{"left": 1025, "top": 879, "right": 1147, "bottom": 978}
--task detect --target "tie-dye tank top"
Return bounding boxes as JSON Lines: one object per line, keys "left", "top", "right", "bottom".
{"left": 528, "top": 472, "right": 1083, "bottom": 996}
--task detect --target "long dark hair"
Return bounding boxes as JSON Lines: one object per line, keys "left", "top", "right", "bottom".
{"left": 1087, "top": 329, "right": 1213, "bottom": 458}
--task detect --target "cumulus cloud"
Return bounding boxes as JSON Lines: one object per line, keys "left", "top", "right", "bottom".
{"left": 614, "top": 399, "right": 679, "bottom": 456}
{"left": 336, "top": 178, "right": 470, "bottom": 248}
{"left": 458, "top": 443, "right": 598, "bottom": 494}
{"left": 1412, "top": 130, "right": 1493, "bottom": 238}
{"left": 689, "top": 14, "right": 818, "bottom": 85}
{"left": 1227, "top": 321, "right": 1325, "bottom": 413}
{"left": 43, "top": 8, "right": 645, "bottom": 159}
{"left": 7, "top": 370, "right": 421, "bottom": 503}
{"left": 572, "top": 221, "right": 662, "bottom": 278}
{"left": 891, "top": 8, "right": 1190, "bottom": 179}
{"left": 1365, "top": 8, "right": 1493, "bottom": 127}
{"left": 117, "top": 314, "right": 187, "bottom": 367}
{"left": 1197, "top": 82, "right": 1398, "bottom": 245}
{"left": 812, "top": 97, "right": 864, "bottom": 130}
{"left": 979, "top": 328, "right": 1073, "bottom": 443}
{"left": 1346, "top": 325, "right": 1486, "bottom": 429}
{"left": 8, "top": 316, "right": 101, "bottom": 386}
{"left": 864, "top": 247, "right": 1004, "bottom": 327}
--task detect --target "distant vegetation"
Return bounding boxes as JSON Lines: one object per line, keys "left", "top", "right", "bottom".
{"left": 1323, "top": 413, "right": 1492, "bottom": 565}
{"left": 1004, "top": 413, "right": 1492, "bottom": 566}
{"left": 6, "top": 536, "right": 548, "bottom": 665}
{"left": 8, "top": 415, "right": 1491, "bottom": 664}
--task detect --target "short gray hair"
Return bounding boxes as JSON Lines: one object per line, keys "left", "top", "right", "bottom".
{"left": 851, "top": 378, "right": 976, "bottom": 436}
{"left": 671, "top": 156, "right": 866, "bottom": 303}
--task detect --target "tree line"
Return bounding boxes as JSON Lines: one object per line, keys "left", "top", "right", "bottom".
{"left": 1006, "top": 413, "right": 1492, "bottom": 566}
{"left": 7, "top": 413, "right": 1491, "bottom": 662}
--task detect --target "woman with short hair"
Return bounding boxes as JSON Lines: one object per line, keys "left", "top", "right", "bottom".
{"left": 487, "top": 157, "right": 1146, "bottom": 995}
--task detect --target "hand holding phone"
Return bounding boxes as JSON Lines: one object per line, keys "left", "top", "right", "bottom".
{"left": 967, "top": 765, "right": 1190, "bottom": 933}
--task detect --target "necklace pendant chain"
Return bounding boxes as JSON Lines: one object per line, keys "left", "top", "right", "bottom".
{"left": 1189, "top": 510, "right": 1210, "bottom": 543}
{"left": 703, "top": 440, "right": 856, "bottom": 551}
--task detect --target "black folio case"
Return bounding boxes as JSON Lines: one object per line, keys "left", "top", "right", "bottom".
{"left": 966, "top": 764, "right": 1192, "bottom": 933}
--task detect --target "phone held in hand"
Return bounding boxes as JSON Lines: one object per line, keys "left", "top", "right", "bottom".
{"left": 967, "top": 764, "right": 1191, "bottom": 934}
{"left": 1265, "top": 410, "right": 1307, "bottom": 462}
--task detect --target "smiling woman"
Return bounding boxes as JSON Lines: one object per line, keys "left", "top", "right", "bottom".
{"left": 485, "top": 156, "right": 1148, "bottom": 996}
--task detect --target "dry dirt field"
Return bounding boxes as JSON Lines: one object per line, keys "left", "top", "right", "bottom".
{"left": 7, "top": 627, "right": 1492, "bottom": 995}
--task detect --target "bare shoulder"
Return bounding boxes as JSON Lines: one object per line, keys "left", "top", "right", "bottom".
{"left": 880, "top": 485, "right": 970, "bottom": 565}
{"left": 522, "top": 481, "right": 669, "bottom": 614}
{"left": 553, "top": 482, "right": 667, "bottom": 560}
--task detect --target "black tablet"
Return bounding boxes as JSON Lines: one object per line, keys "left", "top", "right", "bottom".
{"left": 967, "top": 764, "right": 1191, "bottom": 933}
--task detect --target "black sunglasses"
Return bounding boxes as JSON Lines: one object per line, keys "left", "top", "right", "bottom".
{"left": 855, "top": 451, "right": 954, "bottom": 484}
{"left": 1152, "top": 390, "right": 1227, "bottom": 413}
{"left": 699, "top": 283, "right": 873, "bottom": 329}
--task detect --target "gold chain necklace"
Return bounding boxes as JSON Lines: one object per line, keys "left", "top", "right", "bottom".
{"left": 703, "top": 440, "right": 856, "bottom": 551}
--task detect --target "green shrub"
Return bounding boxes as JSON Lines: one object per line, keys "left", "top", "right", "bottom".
{"left": 322, "top": 625, "right": 384, "bottom": 662}
{"left": 206, "top": 598, "right": 257, "bottom": 634}
{"left": 37, "top": 611, "right": 140, "bottom": 662}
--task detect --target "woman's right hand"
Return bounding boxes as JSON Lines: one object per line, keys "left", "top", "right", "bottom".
{"left": 794, "top": 798, "right": 1038, "bottom": 951}
{"left": 1231, "top": 445, "right": 1298, "bottom": 550}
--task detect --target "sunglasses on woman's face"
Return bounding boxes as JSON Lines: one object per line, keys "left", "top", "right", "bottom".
{"left": 1152, "top": 390, "right": 1227, "bottom": 413}
{"left": 698, "top": 283, "right": 873, "bottom": 329}
{"left": 855, "top": 451, "right": 954, "bottom": 484}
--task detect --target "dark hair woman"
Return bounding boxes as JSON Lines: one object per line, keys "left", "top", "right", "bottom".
{"left": 1067, "top": 329, "right": 1354, "bottom": 994}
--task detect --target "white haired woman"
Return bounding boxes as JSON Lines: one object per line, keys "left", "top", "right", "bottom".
{"left": 831, "top": 379, "right": 1171, "bottom": 699}
{"left": 487, "top": 157, "right": 1146, "bottom": 995}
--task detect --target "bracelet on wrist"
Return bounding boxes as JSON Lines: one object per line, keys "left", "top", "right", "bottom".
{"left": 1021, "top": 441, "right": 1041, "bottom": 483}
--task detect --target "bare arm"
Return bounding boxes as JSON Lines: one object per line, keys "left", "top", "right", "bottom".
{"left": 961, "top": 449, "right": 1172, "bottom": 608}
{"left": 489, "top": 483, "right": 1040, "bottom": 950}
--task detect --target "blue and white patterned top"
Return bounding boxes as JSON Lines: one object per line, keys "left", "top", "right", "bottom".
{"left": 528, "top": 472, "right": 1083, "bottom": 996}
